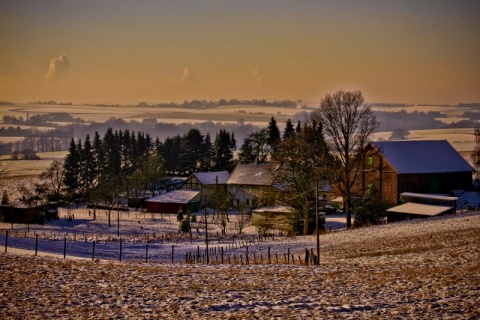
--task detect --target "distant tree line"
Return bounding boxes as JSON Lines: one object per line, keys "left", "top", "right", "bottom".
{"left": 28, "top": 100, "right": 73, "bottom": 105}
{"left": 137, "top": 98, "right": 297, "bottom": 109}
{"left": 3, "top": 113, "right": 85, "bottom": 126}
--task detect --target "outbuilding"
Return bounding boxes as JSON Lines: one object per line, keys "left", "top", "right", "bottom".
{"left": 146, "top": 190, "right": 201, "bottom": 214}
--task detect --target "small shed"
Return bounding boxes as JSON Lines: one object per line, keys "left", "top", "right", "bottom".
{"left": 252, "top": 205, "right": 293, "bottom": 231}
{"left": 386, "top": 192, "right": 458, "bottom": 222}
{"left": 146, "top": 190, "right": 201, "bottom": 214}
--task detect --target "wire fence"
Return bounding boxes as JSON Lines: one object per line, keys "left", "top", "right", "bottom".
{"left": 0, "top": 229, "right": 321, "bottom": 266}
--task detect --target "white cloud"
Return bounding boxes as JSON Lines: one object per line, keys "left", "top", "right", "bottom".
{"left": 45, "top": 55, "right": 70, "bottom": 81}
{"left": 250, "top": 66, "right": 264, "bottom": 86}
{"left": 172, "top": 67, "right": 195, "bottom": 84}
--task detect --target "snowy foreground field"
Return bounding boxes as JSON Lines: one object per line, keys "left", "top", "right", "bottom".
{"left": 1, "top": 211, "right": 479, "bottom": 319}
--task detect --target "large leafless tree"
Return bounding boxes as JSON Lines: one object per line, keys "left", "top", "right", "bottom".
{"left": 310, "top": 90, "right": 379, "bottom": 228}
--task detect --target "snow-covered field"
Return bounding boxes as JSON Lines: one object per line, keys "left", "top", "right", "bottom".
{"left": 0, "top": 207, "right": 343, "bottom": 263}
{"left": 1, "top": 210, "right": 479, "bottom": 319}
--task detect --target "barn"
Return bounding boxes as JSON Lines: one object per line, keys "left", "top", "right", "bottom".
{"left": 145, "top": 190, "right": 201, "bottom": 214}
{"left": 359, "top": 140, "right": 474, "bottom": 205}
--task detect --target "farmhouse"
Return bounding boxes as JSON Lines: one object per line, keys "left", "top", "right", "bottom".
{"left": 145, "top": 190, "right": 201, "bottom": 215}
{"left": 359, "top": 140, "right": 474, "bottom": 205}
{"left": 226, "top": 162, "right": 281, "bottom": 208}
{"left": 179, "top": 171, "right": 230, "bottom": 207}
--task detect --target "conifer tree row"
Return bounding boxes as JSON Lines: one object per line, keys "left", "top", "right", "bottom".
{"left": 63, "top": 127, "right": 237, "bottom": 197}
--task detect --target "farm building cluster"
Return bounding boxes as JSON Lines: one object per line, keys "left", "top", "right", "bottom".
{"left": 2, "top": 139, "right": 478, "bottom": 230}
{"left": 145, "top": 139, "right": 478, "bottom": 227}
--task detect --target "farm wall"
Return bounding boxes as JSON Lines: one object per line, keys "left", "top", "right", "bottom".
{"left": 0, "top": 204, "right": 59, "bottom": 224}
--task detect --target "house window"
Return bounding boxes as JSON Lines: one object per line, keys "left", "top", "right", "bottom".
{"left": 246, "top": 199, "right": 250, "bottom": 206}
{"left": 367, "top": 156, "right": 374, "bottom": 168}
{"left": 236, "top": 199, "right": 240, "bottom": 206}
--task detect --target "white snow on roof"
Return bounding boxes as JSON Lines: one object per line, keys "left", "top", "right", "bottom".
{"left": 387, "top": 202, "right": 452, "bottom": 216}
{"left": 400, "top": 192, "right": 458, "bottom": 201}
{"left": 252, "top": 205, "right": 294, "bottom": 213}
{"left": 227, "top": 163, "right": 275, "bottom": 185}
{"left": 371, "top": 140, "right": 474, "bottom": 174}
{"left": 193, "top": 171, "right": 230, "bottom": 185}
{"left": 146, "top": 189, "right": 200, "bottom": 204}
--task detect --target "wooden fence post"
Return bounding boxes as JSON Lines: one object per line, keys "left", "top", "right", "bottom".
{"left": 4, "top": 230, "right": 8, "bottom": 253}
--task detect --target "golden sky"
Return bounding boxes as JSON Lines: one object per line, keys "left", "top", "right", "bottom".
{"left": 1, "top": 0, "right": 479, "bottom": 105}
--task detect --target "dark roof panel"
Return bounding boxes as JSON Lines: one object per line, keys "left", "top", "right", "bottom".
{"left": 371, "top": 140, "right": 474, "bottom": 174}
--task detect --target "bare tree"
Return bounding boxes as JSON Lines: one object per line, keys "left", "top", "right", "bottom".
{"left": 39, "top": 159, "right": 65, "bottom": 202}
{"left": 0, "top": 162, "right": 7, "bottom": 191}
{"left": 310, "top": 90, "right": 379, "bottom": 228}
{"left": 389, "top": 128, "right": 410, "bottom": 140}
{"left": 471, "top": 127, "right": 480, "bottom": 180}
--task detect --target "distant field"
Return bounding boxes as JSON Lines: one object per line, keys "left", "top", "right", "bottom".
{"left": 373, "top": 128, "right": 476, "bottom": 152}
{"left": 0, "top": 103, "right": 301, "bottom": 125}
{"left": 0, "top": 151, "right": 66, "bottom": 177}
{"left": 371, "top": 105, "right": 465, "bottom": 116}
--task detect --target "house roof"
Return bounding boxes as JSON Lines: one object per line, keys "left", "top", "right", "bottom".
{"left": 252, "top": 205, "right": 294, "bottom": 213}
{"left": 371, "top": 140, "right": 474, "bottom": 174}
{"left": 227, "top": 163, "right": 277, "bottom": 186}
{"left": 146, "top": 190, "right": 200, "bottom": 204}
{"left": 386, "top": 202, "right": 452, "bottom": 216}
{"left": 192, "top": 171, "right": 230, "bottom": 185}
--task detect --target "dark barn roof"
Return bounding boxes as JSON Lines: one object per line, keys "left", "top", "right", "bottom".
{"left": 371, "top": 140, "right": 474, "bottom": 174}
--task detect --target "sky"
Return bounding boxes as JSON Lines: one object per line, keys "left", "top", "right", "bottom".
{"left": 1, "top": 0, "right": 479, "bottom": 105}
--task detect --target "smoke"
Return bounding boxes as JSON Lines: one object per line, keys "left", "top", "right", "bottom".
{"left": 172, "top": 67, "right": 195, "bottom": 84}
{"left": 45, "top": 55, "right": 70, "bottom": 81}
{"left": 250, "top": 67, "right": 264, "bottom": 86}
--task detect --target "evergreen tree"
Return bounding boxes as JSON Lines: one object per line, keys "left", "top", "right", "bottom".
{"left": 103, "top": 128, "right": 121, "bottom": 179}
{"left": 201, "top": 132, "right": 214, "bottom": 171}
{"left": 63, "top": 138, "right": 81, "bottom": 194}
{"left": 182, "top": 128, "right": 204, "bottom": 173}
{"left": 266, "top": 116, "right": 281, "bottom": 149}
{"left": 213, "top": 129, "right": 236, "bottom": 171}
{"left": 93, "top": 131, "right": 105, "bottom": 181}
{"left": 159, "top": 135, "right": 182, "bottom": 174}
{"left": 283, "top": 119, "right": 295, "bottom": 139}
{"left": 81, "top": 134, "right": 96, "bottom": 192}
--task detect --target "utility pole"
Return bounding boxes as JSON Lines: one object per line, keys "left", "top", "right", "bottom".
{"left": 204, "top": 207, "right": 209, "bottom": 264}
{"left": 316, "top": 181, "right": 320, "bottom": 265}
{"left": 117, "top": 186, "right": 120, "bottom": 238}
